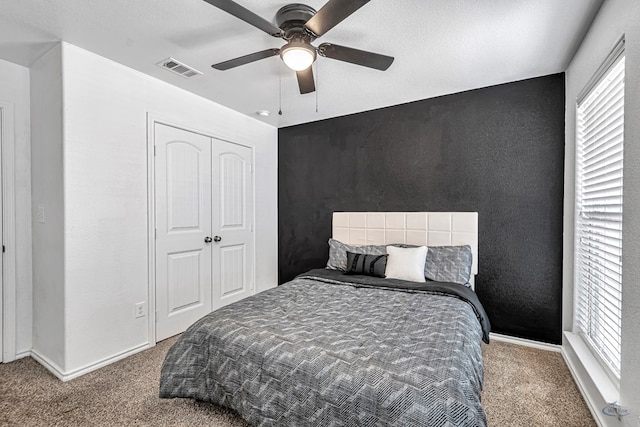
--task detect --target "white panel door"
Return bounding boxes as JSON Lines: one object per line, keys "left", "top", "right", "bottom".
{"left": 155, "top": 124, "right": 212, "bottom": 341}
{"left": 212, "top": 140, "right": 254, "bottom": 308}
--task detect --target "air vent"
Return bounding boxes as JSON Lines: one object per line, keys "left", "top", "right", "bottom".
{"left": 156, "top": 57, "right": 203, "bottom": 78}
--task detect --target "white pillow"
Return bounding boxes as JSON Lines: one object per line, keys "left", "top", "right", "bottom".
{"left": 384, "top": 246, "right": 428, "bottom": 282}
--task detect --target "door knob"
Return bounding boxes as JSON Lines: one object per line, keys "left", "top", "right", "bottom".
{"left": 213, "top": 236, "right": 222, "bottom": 242}
{"left": 204, "top": 236, "right": 213, "bottom": 243}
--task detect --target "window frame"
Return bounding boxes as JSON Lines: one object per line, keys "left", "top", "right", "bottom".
{"left": 572, "top": 38, "right": 625, "bottom": 388}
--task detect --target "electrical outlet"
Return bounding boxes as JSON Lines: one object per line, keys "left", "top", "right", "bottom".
{"left": 135, "top": 302, "right": 146, "bottom": 318}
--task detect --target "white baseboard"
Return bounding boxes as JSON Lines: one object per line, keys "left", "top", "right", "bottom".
{"left": 62, "top": 342, "right": 151, "bottom": 381}
{"left": 31, "top": 342, "right": 151, "bottom": 382}
{"left": 490, "top": 332, "right": 561, "bottom": 352}
{"left": 30, "top": 349, "right": 66, "bottom": 380}
{"left": 14, "top": 349, "right": 31, "bottom": 360}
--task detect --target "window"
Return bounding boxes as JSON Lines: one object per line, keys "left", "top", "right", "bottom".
{"left": 574, "top": 42, "right": 625, "bottom": 380}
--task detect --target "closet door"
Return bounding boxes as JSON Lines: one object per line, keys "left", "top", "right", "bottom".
{"left": 211, "top": 140, "right": 254, "bottom": 309}
{"left": 155, "top": 124, "right": 212, "bottom": 341}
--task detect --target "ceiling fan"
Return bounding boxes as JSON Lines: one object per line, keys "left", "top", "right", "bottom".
{"left": 205, "top": 0, "right": 394, "bottom": 94}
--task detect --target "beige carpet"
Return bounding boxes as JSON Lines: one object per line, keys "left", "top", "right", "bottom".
{"left": 0, "top": 337, "right": 594, "bottom": 426}
{"left": 482, "top": 341, "right": 594, "bottom": 427}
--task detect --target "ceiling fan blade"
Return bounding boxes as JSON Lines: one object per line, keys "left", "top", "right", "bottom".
{"left": 318, "top": 43, "right": 394, "bottom": 70}
{"left": 212, "top": 48, "right": 280, "bottom": 70}
{"left": 202, "top": 0, "right": 283, "bottom": 37}
{"left": 304, "top": 0, "right": 370, "bottom": 37}
{"left": 296, "top": 67, "right": 315, "bottom": 94}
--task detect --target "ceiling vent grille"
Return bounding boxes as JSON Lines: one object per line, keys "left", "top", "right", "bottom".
{"left": 157, "top": 57, "right": 203, "bottom": 78}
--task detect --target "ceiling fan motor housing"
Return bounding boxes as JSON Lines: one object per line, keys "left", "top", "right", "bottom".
{"left": 276, "top": 4, "right": 317, "bottom": 39}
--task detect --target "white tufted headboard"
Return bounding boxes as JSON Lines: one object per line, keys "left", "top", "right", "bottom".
{"left": 332, "top": 212, "right": 478, "bottom": 288}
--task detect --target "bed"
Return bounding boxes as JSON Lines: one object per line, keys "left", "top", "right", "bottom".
{"left": 160, "top": 212, "right": 490, "bottom": 426}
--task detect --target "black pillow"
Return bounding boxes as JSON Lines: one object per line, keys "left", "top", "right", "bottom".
{"left": 345, "top": 251, "right": 388, "bottom": 278}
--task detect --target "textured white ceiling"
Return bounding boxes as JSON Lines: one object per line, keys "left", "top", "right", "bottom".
{"left": 0, "top": 0, "right": 602, "bottom": 127}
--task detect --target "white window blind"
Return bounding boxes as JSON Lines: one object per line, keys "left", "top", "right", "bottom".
{"left": 574, "top": 48, "right": 625, "bottom": 379}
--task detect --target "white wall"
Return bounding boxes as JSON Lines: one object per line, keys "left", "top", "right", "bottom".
{"left": 56, "top": 42, "right": 277, "bottom": 375}
{"left": 30, "top": 44, "right": 66, "bottom": 370}
{"left": 0, "top": 58, "right": 33, "bottom": 357}
{"left": 563, "top": 0, "right": 640, "bottom": 425}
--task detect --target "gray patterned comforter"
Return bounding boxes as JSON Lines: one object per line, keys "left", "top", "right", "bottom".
{"left": 160, "top": 269, "right": 490, "bottom": 427}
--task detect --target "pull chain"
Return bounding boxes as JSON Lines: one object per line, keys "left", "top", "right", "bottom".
{"left": 278, "top": 62, "right": 283, "bottom": 116}
{"left": 315, "top": 61, "right": 319, "bottom": 113}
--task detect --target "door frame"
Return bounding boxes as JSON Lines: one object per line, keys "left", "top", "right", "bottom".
{"left": 146, "top": 113, "right": 256, "bottom": 345}
{"left": 0, "top": 101, "right": 18, "bottom": 363}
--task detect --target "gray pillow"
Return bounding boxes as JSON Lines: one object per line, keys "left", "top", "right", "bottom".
{"left": 425, "top": 245, "right": 473, "bottom": 286}
{"left": 326, "top": 238, "right": 385, "bottom": 271}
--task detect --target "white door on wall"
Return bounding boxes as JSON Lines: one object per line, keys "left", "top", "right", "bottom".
{"left": 155, "top": 124, "right": 254, "bottom": 341}
{"left": 155, "top": 124, "right": 213, "bottom": 341}
{"left": 212, "top": 140, "right": 254, "bottom": 309}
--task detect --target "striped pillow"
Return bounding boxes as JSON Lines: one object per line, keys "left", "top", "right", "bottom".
{"left": 345, "top": 251, "right": 388, "bottom": 278}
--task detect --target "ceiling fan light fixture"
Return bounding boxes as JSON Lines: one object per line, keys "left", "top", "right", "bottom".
{"left": 280, "top": 40, "right": 316, "bottom": 71}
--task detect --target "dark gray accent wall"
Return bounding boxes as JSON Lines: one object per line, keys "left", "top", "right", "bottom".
{"left": 278, "top": 73, "right": 565, "bottom": 344}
